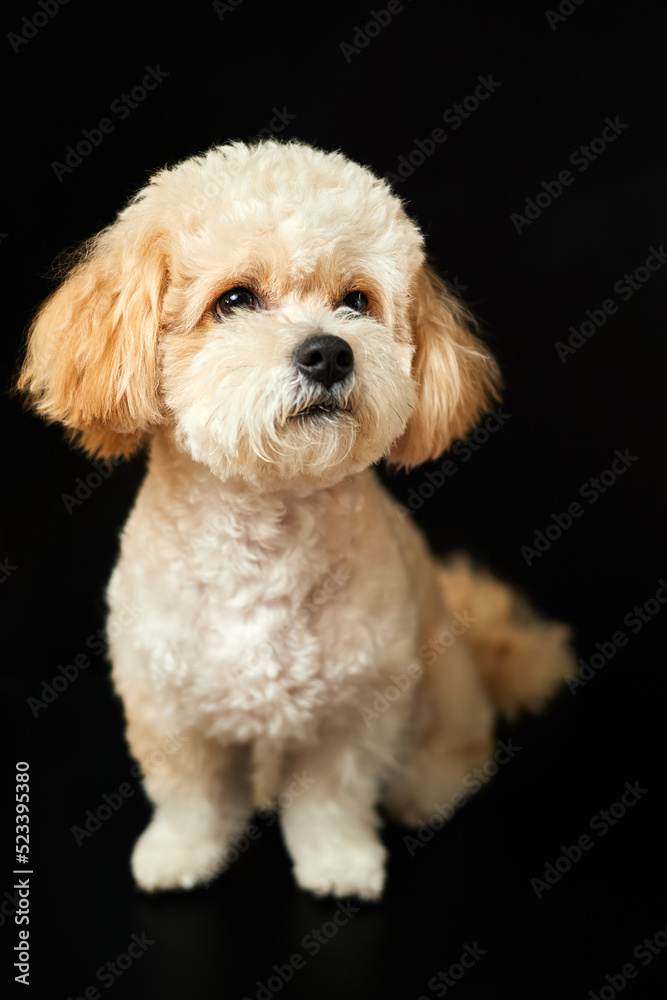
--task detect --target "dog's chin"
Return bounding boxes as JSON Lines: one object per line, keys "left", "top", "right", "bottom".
{"left": 239, "top": 405, "right": 385, "bottom": 493}
{"left": 172, "top": 397, "right": 406, "bottom": 495}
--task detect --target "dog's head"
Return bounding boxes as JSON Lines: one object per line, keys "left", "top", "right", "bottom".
{"left": 18, "top": 141, "right": 500, "bottom": 490}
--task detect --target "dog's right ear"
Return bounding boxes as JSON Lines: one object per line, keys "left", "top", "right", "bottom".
{"left": 16, "top": 202, "right": 168, "bottom": 458}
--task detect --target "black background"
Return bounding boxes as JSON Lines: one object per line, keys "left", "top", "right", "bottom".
{"left": 2, "top": 1, "right": 666, "bottom": 997}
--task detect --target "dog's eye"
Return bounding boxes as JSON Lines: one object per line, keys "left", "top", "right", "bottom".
{"left": 341, "top": 291, "right": 368, "bottom": 314}
{"left": 214, "top": 287, "right": 258, "bottom": 319}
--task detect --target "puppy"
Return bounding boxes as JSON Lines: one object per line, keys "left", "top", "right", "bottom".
{"left": 18, "top": 140, "right": 574, "bottom": 899}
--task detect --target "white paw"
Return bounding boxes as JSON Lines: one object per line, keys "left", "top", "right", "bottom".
{"left": 293, "top": 841, "right": 387, "bottom": 900}
{"left": 131, "top": 816, "right": 228, "bottom": 892}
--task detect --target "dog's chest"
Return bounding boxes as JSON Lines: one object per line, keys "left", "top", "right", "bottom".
{"left": 183, "top": 520, "right": 356, "bottom": 740}
{"left": 116, "top": 478, "right": 404, "bottom": 742}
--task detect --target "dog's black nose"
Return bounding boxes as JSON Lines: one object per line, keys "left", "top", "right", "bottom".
{"left": 293, "top": 334, "right": 354, "bottom": 388}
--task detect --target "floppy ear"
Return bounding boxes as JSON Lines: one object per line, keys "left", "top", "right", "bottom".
{"left": 388, "top": 263, "right": 502, "bottom": 470}
{"left": 16, "top": 208, "right": 168, "bottom": 458}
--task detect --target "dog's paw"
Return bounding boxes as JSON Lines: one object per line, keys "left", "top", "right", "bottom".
{"left": 131, "top": 816, "right": 228, "bottom": 892}
{"left": 293, "top": 841, "right": 387, "bottom": 900}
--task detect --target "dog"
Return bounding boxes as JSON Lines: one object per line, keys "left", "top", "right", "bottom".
{"left": 18, "top": 140, "right": 574, "bottom": 899}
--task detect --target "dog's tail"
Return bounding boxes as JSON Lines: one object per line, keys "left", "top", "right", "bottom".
{"left": 437, "top": 555, "right": 575, "bottom": 718}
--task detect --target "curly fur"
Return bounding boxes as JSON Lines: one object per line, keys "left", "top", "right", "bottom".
{"left": 17, "top": 140, "right": 574, "bottom": 898}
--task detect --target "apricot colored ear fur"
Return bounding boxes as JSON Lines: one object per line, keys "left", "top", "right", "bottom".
{"left": 388, "top": 264, "right": 502, "bottom": 469}
{"left": 17, "top": 221, "right": 167, "bottom": 458}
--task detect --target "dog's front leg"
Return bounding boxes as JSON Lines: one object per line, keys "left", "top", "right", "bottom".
{"left": 124, "top": 703, "right": 253, "bottom": 891}
{"left": 279, "top": 729, "right": 392, "bottom": 900}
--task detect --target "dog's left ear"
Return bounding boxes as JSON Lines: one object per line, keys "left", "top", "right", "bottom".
{"left": 388, "top": 264, "right": 502, "bottom": 470}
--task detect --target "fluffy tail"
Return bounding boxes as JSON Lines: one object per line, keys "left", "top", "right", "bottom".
{"left": 438, "top": 555, "right": 575, "bottom": 718}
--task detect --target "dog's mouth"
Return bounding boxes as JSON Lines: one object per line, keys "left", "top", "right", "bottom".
{"left": 288, "top": 400, "right": 352, "bottom": 419}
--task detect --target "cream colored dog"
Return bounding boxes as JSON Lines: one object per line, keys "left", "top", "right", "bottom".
{"left": 18, "top": 140, "right": 574, "bottom": 899}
